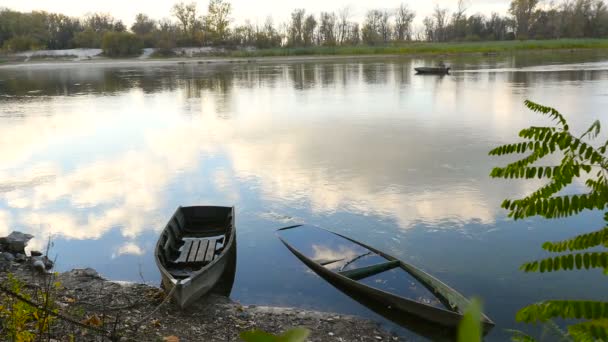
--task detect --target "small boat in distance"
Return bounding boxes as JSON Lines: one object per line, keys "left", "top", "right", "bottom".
{"left": 155, "top": 206, "right": 236, "bottom": 308}
{"left": 415, "top": 66, "right": 451, "bottom": 75}
{"left": 277, "top": 225, "right": 494, "bottom": 337}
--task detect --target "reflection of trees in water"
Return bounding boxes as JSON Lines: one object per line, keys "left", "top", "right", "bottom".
{"left": 362, "top": 63, "right": 389, "bottom": 84}
{"left": 391, "top": 61, "right": 413, "bottom": 85}
{"left": 507, "top": 70, "right": 607, "bottom": 87}
{"left": 288, "top": 64, "right": 317, "bottom": 90}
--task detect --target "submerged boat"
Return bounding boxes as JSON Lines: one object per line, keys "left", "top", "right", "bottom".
{"left": 155, "top": 206, "right": 236, "bottom": 308}
{"left": 415, "top": 66, "right": 451, "bottom": 75}
{"left": 277, "top": 225, "right": 494, "bottom": 337}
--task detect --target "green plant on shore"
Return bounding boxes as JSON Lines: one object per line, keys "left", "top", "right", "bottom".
{"left": 489, "top": 100, "right": 608, "bottom": 340}
{"left": 0, "top": 273, "right": 60, "bottom": 342}
{"left": 240, "top": 327, "right": 310, "bottom": 342}
{"left": 225, "top": 39, "right": 608, "bottom": 58}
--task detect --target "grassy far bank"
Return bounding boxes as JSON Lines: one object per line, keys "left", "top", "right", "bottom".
{"left": 2, "top": 39, "right": 608, "bottom": 63}
{"left": 223, "top": 39, "right": 608, "bottom": 58}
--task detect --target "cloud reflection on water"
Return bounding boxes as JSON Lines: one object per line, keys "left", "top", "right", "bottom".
{"left": 0, "top": 55, "right": 605, "bottom": 255}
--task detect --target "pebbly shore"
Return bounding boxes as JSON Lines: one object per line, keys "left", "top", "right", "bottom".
{"left": 0, "top": 231, "right": 402, "bottom": 341}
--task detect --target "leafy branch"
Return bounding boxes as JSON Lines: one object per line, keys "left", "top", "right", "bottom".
{"left": 489, "top": 100, "right": 608, "bottom": 341}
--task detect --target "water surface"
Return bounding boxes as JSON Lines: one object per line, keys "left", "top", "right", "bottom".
{"left": 1, "top": 52, "right": 607, "bottom": 340}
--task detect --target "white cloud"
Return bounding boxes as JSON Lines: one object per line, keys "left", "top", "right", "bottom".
{"left": 113, "top": 242, "right": 144, "bottom": 258}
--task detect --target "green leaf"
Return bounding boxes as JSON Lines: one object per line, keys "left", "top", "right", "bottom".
{"left": 280, "top": 328, "right": 310, "bottom": 342}
{"left": 506, "top": 329, "right": 538, "bottom": 342}
{"left": 542, "top": 227, "right": 608, "bottom": 253}
{"left": 568, "top": 319, "right": 608, "bottom": 341}
{"left": 521, "top": 252, "right": 608, "bottom": 273}
{"left": 458, "top": 298, "right": 482, "bottom": 342}
{"left": 240, "top": 328, "right": 310, "bottom": 342}
{"left": 516, "top": 300, "right": 608, "bottom": 323}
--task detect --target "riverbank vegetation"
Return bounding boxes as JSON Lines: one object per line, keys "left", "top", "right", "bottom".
{"left": 1, "top": 0, "right": 608, "bottom": 57}
{"left": 490, "top": 100, "right": 608, "bottom": 340}
{"left": 225, "top": 39, "right": 608, "bottom": 58}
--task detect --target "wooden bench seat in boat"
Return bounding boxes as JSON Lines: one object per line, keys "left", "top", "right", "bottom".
{"left": 174, "top": 237, "right": 223, "bottom": 264}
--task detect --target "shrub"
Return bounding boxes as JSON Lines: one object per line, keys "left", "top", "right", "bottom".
{"left": 73, "top": 29, "right": 104, "bottom": 48}
{"left": 153, "top": 36, "right": 176, "bottom": 57}
{"left": 2, "top": 36, "right": 44, "bottom": 52}
{"left": 101, "top": 31, "right": 143, "bottom": 57}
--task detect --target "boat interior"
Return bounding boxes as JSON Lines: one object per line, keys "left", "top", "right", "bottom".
{"left": 157, "top": 207, "right": 233, "bottom": 279}
{"left": 279, "top": 225, "right": 446, "bottom": 309}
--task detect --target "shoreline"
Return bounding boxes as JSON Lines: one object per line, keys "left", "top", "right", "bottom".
{"left": 1, "top": 44, "right": 608, "bottom": 69}
{"left": 0, "top": 232, "right": 401, "bottom": 341}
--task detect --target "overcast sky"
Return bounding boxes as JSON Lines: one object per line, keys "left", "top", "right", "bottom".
{"left": 3, "top": 0, "right": 511, "bottom": 26}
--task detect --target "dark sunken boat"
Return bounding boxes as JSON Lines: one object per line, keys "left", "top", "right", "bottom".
{"left": 155, "top": 206, "right": 236, "bottom": 308}
{"left": 277, "top": 225, "right": 494, "bottom": 338}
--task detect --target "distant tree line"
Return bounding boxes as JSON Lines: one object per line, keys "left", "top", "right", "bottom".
{"left": 1, "top": 0, "right": 608, "bottom": 55}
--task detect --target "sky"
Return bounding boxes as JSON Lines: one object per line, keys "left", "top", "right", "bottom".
{"left": 3, "top": 0, "right": 511, "bottom": 27}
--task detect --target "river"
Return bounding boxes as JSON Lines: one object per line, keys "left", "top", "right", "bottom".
{"left": 1, "top": 52, "right": 607, "bottom": 340}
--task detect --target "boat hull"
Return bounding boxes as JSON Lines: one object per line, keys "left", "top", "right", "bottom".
{"left": 277, "top": 225, "right": 494, "bottom": 337}
{"left": 155, "top": 206, "right": 236, "bottom": 309}
{"left": 415, "top": 67, "right": 450, "bottom": 75}
{"left": 159, "top": 239, "right": 236, "bottom": 308}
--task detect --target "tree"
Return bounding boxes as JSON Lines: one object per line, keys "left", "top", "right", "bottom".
{"left": 394, "top": 4, "right": 415, "bottom": 42}
{"left": 490, "top": 100, "right": 608, "bottom": 340}
{"left": 432, "top": 5, "right": 449, "bottom": 42}
{"left": 302, "top": 14, "right": 317, "bottom": 46}
{"left": 254, "top": 17, "right": 282, "bottom": 49}
{"left": 44, "top": 13, "right": 81, "bottom": 49}
{"left": 205, "top": 0, "right": 232, "bottom": 44}
{"left": 83, "top": 13, "right": 120, "bottom": 33}
{"left": 288, "top": 9, "right": 306, "bottom": 47}
{"left": 362, "top": 10, "right": 383, "bottom": 45}
{"left": 343, "top": 22, "right": 360, "bottom": 45}
{"left": 101, "top": 31, "right": 143, "bottom": 56}
{"left": 451, "top": 0, "right": 468, "bottom": 40}
{"left": 131, "top": 14, "right": 156, "bottom": 36}
{"left": 423, "top": 16, "right": 436, "bottom": 41}
{"left": 509, "top": 0, "right": 540, "bottom": 39}
{"left": 172, "top": 2, "right": 198, "bottom": 41}
{"left": 318, "top": 12, "right": 337, "bottom": 46}
{"left": 336, "top": 6, "right": 352, "bottom": 44}
{"left": 379, "top": 10, "right": 392, "bottom": 43}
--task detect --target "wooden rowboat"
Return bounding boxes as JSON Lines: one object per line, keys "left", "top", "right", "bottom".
{"left": 415, "top": 67, "right": 451, "bottom": 75}
{"left": 155, "top": 206, "right": 236, "bottom": 308}
{"left": 277, "top": 225, "right": 494, "bottom": 337}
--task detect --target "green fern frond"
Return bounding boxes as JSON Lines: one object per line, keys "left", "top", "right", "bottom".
{"left": 524, "top": 100, "right": 568, "bottom": 130}
{"left": 568, "top": 319, "right": 608, "bottom": 341}
{"left": 520, "top": 252, "right": 608, "bottom": 273}
{"left": 542, "top": 320, "right": 573, "bottom": 342}
{"left": 542, "top": 227, "right": 608, "bottom": 252}
{"left": 506, "top": 329, "right": 539, "bottom": 342}
{"left": 580, "top": 120, "right": 601, "bottom": 140}
{"left": 516, "top": 300, "right": 608, "bottom": 323}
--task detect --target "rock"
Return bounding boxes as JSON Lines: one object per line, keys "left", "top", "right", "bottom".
{"left": 30, "top": 250, "right": 43, "bottom": 257}
{"left": 0, "top": 252, "right": 15, "bottom": 262}
{"left": 43, "top": 256, "right": 54, "bottom": 269}
{"left": 71, "top": 267, "right": 102, "bottom": 278}
{"left": 32, "top": 259, "right": 46, "bottom": 273}
{"left": 0, "top": 231, "right": 34, "bottom": 253}
{"left": 14, "top": 253, "right": 26, "bottom": 262}
{"left": 31, "top": 256, "right": 54, "bottom": 271}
